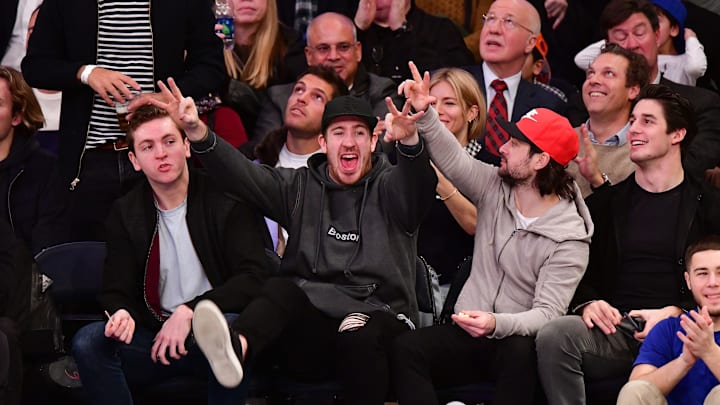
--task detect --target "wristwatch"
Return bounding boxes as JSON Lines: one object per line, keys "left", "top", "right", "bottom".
{"left": 592, "top": 172, "right": 612, "bottom": 190}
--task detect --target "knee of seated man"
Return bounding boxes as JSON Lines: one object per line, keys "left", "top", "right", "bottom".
{"left": 617, "top": 380, "right": 663, "bottom": 404}
{"left": 71, "top": 321, "right": 109, "bottom": 359}
{"left": 536, "top": 315, "right": 587, "bottom": 349}
{"left": 705, "top": 384, "right": 720, "bottom": 405}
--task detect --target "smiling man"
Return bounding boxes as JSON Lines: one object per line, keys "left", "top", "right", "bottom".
{"left": 537, "top": 84, "right": 720, "bottom": 405}
{"left": 70, "top": 104, "right": 271, "bottom": 405}
{"left": 566, "top": 43, "right": 650, "bottom": 196}
{"left": 617, "top": 235, "right": 720, "bottom": 405}
{"left": 159, "top": 78, "right": 436, "bottom": 404}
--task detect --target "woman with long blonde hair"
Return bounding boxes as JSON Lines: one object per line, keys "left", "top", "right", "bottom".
{"left": 220, "top": 0, "right": 306, "bottom": 140}
{"left": 419, "top": 67, "right": 486, "bottom": 287}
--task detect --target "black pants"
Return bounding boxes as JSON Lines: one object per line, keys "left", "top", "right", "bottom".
{"left": 0, "top": 318, "right": 21, "bottom": 405}
{"left": 232, "top": 277, "right": 409, "bottom": 405}
{"left": 393, "top": 324, "right": 538, "bottom": 405}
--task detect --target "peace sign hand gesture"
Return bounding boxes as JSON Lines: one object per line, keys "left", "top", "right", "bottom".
{"left": 398, "top": 61, "right": 436, "bottom": 113}
{"left": 383, "top": 98, "right": 423, "bottom": 145}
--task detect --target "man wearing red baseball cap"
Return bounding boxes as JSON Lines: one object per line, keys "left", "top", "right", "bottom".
{"left": 386, "top": 62, "right": 594, "bottom": 405}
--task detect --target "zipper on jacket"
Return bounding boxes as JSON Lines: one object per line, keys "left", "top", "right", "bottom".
{"left": 492, "top": 229, "right": 518, "bottom": 312}
{"left": 143, "top": 218, "right": 165, "bottom": 322}
{"left": 7, "top": 169, "right": 24, "bottom": 231}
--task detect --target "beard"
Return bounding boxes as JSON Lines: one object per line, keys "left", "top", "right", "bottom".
{"left": 498, "top": 162, "right": 533, "bottom": 188}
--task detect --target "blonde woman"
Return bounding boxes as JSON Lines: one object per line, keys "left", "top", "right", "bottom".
{"left": 221, "top": 0, "right": 306, "bottom": 140}
{"left": 419, "top": 67, "right": 485, "bottom": 286}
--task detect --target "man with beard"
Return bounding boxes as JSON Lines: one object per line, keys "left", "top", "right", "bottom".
{"left": 387, "top": 62, "right": 593, "bottom": 405}
{"left": 617, "top": 235, "right": 720, "bottom": 405}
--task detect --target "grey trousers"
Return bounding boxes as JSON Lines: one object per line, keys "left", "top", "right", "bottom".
{"left": 535, "top": 315, "right": 639, "bottom": 405}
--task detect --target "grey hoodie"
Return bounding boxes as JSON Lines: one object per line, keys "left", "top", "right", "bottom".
{"left": 416, "top": 107, "right": 594, "bottom": 339}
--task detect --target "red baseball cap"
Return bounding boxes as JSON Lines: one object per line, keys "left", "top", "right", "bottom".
{"left": 498, "top": 108, "right": 578, "bottom": 166}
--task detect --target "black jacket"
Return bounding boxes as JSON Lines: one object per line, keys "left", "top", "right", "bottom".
{"left": 100, "top": 171, "right": 271, "bottom": 332}
{"left": 571, "top": 173, "right": 720, "bottom": 311}
{"left": 192, "top": 132, "right": 437, "bottom": 324}
{"left": 0, "top": 134, "right": 67, "bottom": 254}
{"left": 22, "top": 0, "right": 225, "bottom": 187}
{"left": 359, "top": 4, "right": 474, "bottom": 85}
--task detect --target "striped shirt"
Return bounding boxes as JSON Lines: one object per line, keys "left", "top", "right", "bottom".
{"left": 86, "top": 0, "right": 155, "bottom": 148}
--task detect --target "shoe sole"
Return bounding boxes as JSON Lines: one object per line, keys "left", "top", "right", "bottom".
{"left": 192, "top": 300, "right": 244, "bottom": 388}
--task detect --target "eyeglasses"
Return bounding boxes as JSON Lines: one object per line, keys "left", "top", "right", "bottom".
{"left": 482, "top": 14, "right": 534, "bottom": 34}
{"left": 308, "top": 42, "right": 357, "bottom": 56}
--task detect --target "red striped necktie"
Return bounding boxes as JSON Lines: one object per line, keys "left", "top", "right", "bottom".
{"left": 484, "top": 79, "right": 509, "bottom": 156}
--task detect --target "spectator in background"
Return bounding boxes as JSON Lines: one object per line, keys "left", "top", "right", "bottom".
{"left": 22, "top": 0, "right": 224, "bottom": 241}
{"left": 253, "top": 12, "right": 402, "bottom": 147}
{"left": 25, "top": 3, "right": 60, "bottom": 133}
{"left": 354, "top": 0, "right": 474, "bottom": 85}
{"left": 0, "top": 66, "right": 66, "bottom": 254}
{"left": 520, "top": 32, "right": 588, "bottom": 126}
{"left": 1, "top": 0, "right": 42, "bottom": 71}
{"left": 221, "top": 0, "right": 307, "bottom": 150}
{"left": 566, "top": 43, "right": 649, "bottom": 197}
{"left": 574, "top": 0, "right": 707, "bottom": 86}
{"left": 586, "top": 0, "right": 720, "bottom": 185}
{"left": 417, "top": 67, "right": 485, "bottom": 288}
{"left": 465, "top": 0, "right": 568, "bottom": 166}
{"left": 275, "top": 0, "right": 357, "bottom": 37}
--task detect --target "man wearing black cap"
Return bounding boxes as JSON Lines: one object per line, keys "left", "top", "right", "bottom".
{"left": 143, "top": 79, "right": 437, "bottom": 405}
{"left": 387, "top": 63, "right": 593, "bottom": 404}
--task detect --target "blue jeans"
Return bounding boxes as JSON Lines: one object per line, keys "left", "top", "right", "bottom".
{"left": 72, "top": 316, "right": 247, "bottom": 405}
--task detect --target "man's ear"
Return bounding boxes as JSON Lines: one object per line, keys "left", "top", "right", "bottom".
{"left": 524, "top": 35, "right": 537, "bottom": 55}
{"left": 532, "top": 59, "right": 545, "bottom": 77}
{"left": 533, "top": 151, "right": 551, "bottom": 171}
{"left": 128, "top": 151, "right": 142, "bottom": 172}
{"left": 318, "top": 133, "right": 328, "bottom": 153}
{"left": 670, "top": 128, "right": 686, "bottom": 146}
{"left": 627, "top": 84, "right": 641, "bottom": 101}
{"left": 685, "top": 271, "right": 691, "bottom": 290}
{"left": 183, "top": 138, "right": 191, "bottom": 158}
{"left": 670, "top": 24, "right": 680, "bottom": 39}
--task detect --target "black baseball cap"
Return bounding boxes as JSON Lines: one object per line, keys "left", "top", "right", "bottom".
{"left": 321, "top": 96, "right": 378, "bottom": 134}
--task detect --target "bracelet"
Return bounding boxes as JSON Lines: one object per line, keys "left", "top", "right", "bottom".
{"left": 80, "top": 65, "right": 97, "bottom": 85}
{"left": 437, "top": 187, "right": 458, "bottom": 201}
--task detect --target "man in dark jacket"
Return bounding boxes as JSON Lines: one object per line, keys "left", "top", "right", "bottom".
{"left": 253, "top": 12, "right": 402, "bottom": 149}
{"left": 150, "top": 78, "right": 436, "bottom": 404}
{"left": 0, "top": 66, "right": 66, "bottom": 254}
{"left": 537, "top": 84, "right": 720, "bottom": 405}
{"left": 22, "top": 0, "right": 224, "bottom": 241}
{"left": 70, "top": 105, "right": 271, "bottom": 404}
{"left": 0, "top": 220, "right": 23, "bottom": 405}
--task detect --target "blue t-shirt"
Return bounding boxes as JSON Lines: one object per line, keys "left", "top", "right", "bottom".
{"left": 634, "top": 317, "right": 720, "bottom": 405}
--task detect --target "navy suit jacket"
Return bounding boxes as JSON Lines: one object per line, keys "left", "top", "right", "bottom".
{"left": 464, "top": 65, "right": 568, "bottom": 165}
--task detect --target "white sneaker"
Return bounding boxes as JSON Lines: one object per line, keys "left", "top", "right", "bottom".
{"left": 192, "top": 300, "right": 244, "bottom": 388}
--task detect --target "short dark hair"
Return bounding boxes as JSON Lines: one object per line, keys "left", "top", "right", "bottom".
{"left": 528, "top": 143, "right": 577, "bottom": 201}
{"left": 599, "top": 42, "right": 650, "bottom": 89}
{"left": 297, "top": 65, "right": 349, "bottom": 99}
{"left": 0, "top": 66, "right": 44, "bottom": 137}
{"left": 600, "top": 0, "right": 659, "bottom": 38}
{"left": 633, "top": 84, "right": 696, "bottom": 154}
{"left": 126, "top": 105, "right": 186, "bottom": 152}
{"left": 685, "top": 235, "right": 720, "bottom": 272}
